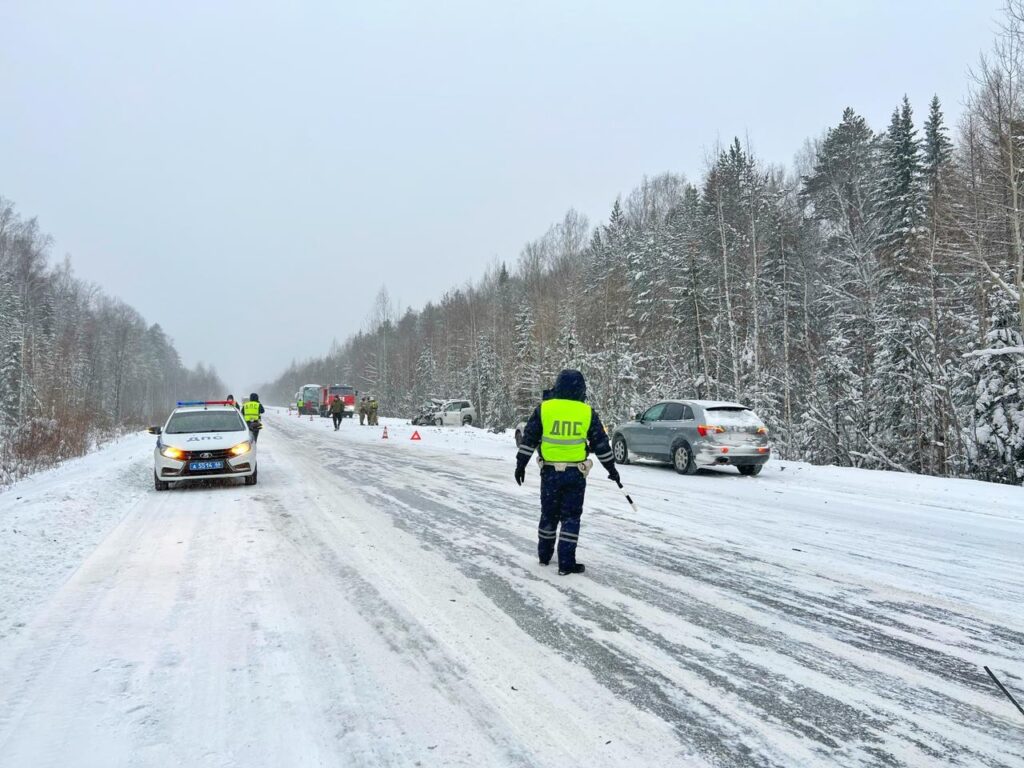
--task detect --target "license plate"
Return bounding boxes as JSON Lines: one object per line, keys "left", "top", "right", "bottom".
{"left": 189, "top": 460, "right": 224, "bottom": 472}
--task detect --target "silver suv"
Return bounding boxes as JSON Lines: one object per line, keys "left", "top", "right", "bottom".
{"left": 612, "top": 400, "right": 770, "bottom": 476}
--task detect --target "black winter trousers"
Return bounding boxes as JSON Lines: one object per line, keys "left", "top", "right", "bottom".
{"left": 538, "top": 467, "right": 586, "bottom": 569}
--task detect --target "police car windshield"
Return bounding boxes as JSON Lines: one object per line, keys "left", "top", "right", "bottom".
{"left": 166, "top": 410, "right": 246, "bottom": 434}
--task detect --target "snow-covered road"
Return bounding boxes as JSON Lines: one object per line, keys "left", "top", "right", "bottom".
{"left": 0, "top": 410, "right": 1021, "bottom": 767}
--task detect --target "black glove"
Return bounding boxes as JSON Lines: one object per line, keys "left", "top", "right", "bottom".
{"left": 514, "top": 465, "right": 526, "bottom": 486}
{"left": 607, "top": 466, "right": 621, "bottom": 484}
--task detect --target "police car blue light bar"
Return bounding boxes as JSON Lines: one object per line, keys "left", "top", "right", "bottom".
{"left": 176, "top": 400, "right": 233, "bottom": 407}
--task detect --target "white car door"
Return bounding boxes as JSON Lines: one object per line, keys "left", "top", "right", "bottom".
{"left": 445, "top": 402, "right": 462, "bottom": 426}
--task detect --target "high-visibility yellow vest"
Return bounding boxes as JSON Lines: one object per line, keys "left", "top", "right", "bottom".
{"left": 540, "top": 399, "right": 592, "bottom": 462}
{"left": 243, "top": 401, "right": 261, "bottom": 422}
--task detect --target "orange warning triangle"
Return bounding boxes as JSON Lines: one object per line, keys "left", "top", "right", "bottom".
{"left": 381, "top": 426, "right": 389, "bottom": 439}
{"left": 410, "top": 431, "right": 421, "bottom": 441}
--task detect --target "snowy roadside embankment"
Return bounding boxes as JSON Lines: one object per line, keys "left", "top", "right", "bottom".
{"left": 0, "top": 432, "right": 153, "bottom": 641}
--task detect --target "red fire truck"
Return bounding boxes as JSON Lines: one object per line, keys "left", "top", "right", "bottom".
{"left": 320, "top": 384, "right": 358, "bottom": 418}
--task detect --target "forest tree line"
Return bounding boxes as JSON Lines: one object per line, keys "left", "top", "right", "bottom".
{"left": 0, "top": 198, "right": 225, "bottom": 484}
{"left": 265, "top": 8, "right": 1024, "bottom": 484}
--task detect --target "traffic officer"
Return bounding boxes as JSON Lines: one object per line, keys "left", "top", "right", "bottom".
{"left": 514, "top": 369, "right": 618, "bottom": 575}
{"left": 368, "top": 397, "right": 379, "bottom": 426}
{"left": 243, "top": 392, "right": 266, "bottom": 441}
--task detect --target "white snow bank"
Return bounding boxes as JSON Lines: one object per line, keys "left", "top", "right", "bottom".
{"left": 0, "top": 432, "right": 153, "bottom": 641}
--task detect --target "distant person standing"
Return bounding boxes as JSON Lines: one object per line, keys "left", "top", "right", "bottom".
{"left": 358, "top": 397, "right": 368, "bottom": 425}
{"left": 329, "top": 395, "right": 345, "bottom": 431}
{"left": 369, "top": 397, "right": 379, "bottom": 426}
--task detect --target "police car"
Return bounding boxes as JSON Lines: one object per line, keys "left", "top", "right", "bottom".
{"left": 149, "top": 401, "right": 258, "bottom": 491}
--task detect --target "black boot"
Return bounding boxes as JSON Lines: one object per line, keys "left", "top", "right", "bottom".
{"left": 558, "top": 563, "right": 585, "bottom": 576}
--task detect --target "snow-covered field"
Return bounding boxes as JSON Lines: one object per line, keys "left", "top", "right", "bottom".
{"left": 0, "top": 409, "right": 1021, "bottom": 767}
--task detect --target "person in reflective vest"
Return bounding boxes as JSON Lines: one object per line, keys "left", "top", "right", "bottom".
{"left": 243, "top": 392, "right": 266, "bottom": 441}
{"left": 514, "top": 369, "right": 619, "bottom": 576}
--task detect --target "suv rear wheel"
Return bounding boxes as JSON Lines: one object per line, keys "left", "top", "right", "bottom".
{"left": 612, "top": 435, "right": 630, "bottom": 465}
{"left": 462, "top": 415, "right": 473, "bottom": 426}
{"left": 672, "top": 443, "right": 698, "bottom": 475}
{"left": 738, "top": 464, "right": 762, "bottom": 477}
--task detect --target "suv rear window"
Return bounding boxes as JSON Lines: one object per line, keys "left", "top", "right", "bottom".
{"left": 166, "top": 410, "right": 246, "bottom": 434}
{"left": 704, "top": 407, "right": 763, "bottom": 427}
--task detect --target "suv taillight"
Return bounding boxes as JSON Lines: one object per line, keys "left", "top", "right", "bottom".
{"left": 697, "top": 424, "right": 725, "bottom": 437}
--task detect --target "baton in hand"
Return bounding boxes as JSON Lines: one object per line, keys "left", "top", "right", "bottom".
{"left": 614, "top": 479, "right": 638, "bottom": 513}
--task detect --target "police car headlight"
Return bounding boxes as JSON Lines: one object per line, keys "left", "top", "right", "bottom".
{"left": 228, "top": 440, "right": 252, "bottom": 457}
{"left": 161, "top": 445, "right": 187, "bottom": 461}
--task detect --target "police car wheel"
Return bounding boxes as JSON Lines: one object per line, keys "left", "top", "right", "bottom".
{"left": 613, "top": 435, "right": 630, "bottom": 465}
{"left": 245, "top": 469, "right": 258, "bottom": 486}
{"left": 154, "top": 472, "right": 169, "bottom": 491}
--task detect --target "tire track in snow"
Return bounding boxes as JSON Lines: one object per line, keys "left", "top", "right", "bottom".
{"left": 260, "top": 421, "right": 689, "bottom": 767}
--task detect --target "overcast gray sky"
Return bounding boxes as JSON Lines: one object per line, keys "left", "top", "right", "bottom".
{"left": 0, "top": 0, "right": 1001, "bottom": 392}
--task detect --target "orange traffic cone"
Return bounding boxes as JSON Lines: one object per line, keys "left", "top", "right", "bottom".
{"left": 410, "top": 431, "right": 421, "bottom": 441}
{"left": 382, "top": 426, "right": 389, "bottom": 439}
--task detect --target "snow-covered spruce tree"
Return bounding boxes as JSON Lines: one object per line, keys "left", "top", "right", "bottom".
{"left": 700, "top": 141, "right": 749, "bottom": 402}
{"left": 746, "top": 170, "right": 798, "bottom": 453}
{"left": 801, "top": 108, "right": 884, "bottom": 465}
{"left": 588, "top": 198, "right": 643, "bottom": 418}
{"left": 920, "top": 95, "right": 971, "bottom": 474}
{"left": 511, "top": 307, "right": 540, "bottom": 419}
{"left": 664, "top": 186, "right": 715, "bottom": 399}
{"left": 804, "top": 330, "right": 862, "bottom": 466}
{"left": 620, "top": 174, "right": 688, "bottom": 397}
{"left": 972, "top": 296, "right": 1024, "bottom": 483}
{"left": 470, "top": 332, "right": 503, "bottom": 428}
{"left": 876, "top": 98, "right": 927, "bottom": 274}
{"left": 872, "top": 97, "right": 931, "bottom": 472}
{"left": 413, "top": 344, "right": 438, "bottom": 405}
{"left": 556, "top": 297, "right": 582, "bottom": 371}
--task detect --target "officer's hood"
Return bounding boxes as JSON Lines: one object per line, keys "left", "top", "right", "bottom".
{"left": 551, "top": 370, "right": 586, "bottom": 402}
